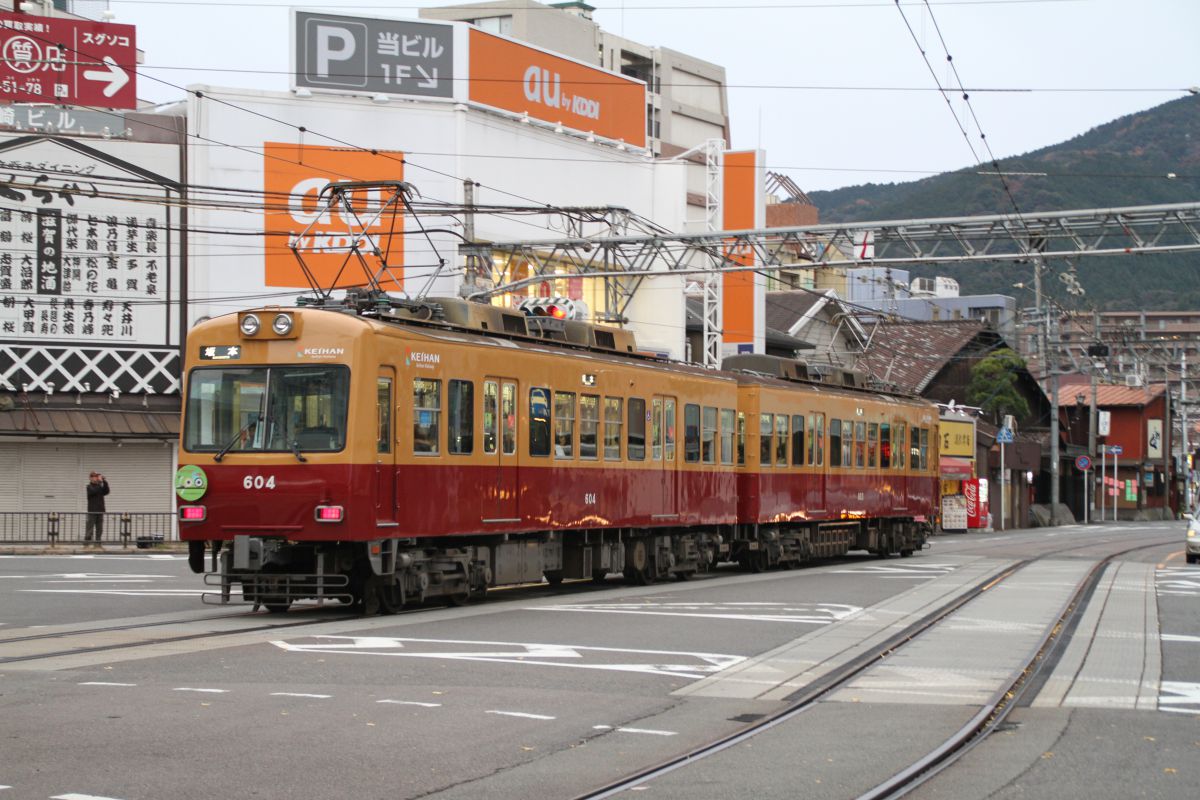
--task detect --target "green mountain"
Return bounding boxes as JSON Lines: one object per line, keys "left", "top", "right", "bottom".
{"left": 807, "top": 96, "right": 1200, "bottom": 311}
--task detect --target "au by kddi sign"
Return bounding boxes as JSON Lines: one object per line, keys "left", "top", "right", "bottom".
{"left": 290, "top": 11, "right": 646, "bottom": 147}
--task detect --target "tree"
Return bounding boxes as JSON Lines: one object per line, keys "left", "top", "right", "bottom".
{"left": 967, "top": 348, "right": 1031, "bottom": 423}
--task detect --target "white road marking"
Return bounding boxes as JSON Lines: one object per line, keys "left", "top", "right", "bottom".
{"left": 592, "top": 724, "right": 677, "bottom": 736}
{"left": 1162, "top": 633, "right": 1200, "bottom": 643}
{"left": 270, "top": 692, "right": 330, "bottom": 699}
{"left": 377, "top": 700, "right": 442, "bottom": 708}
{"left": 273, "top": 636, "right": 745, "bottom": 680}
{"left": 1159, "top": 681, "right": 1200, "bottom": 714}
{"left": 78, "top": 682, "right": 136, "bottom": 687}
{"left": 487, "top": 710, "right": 555, "bottom": 720}
{"left": 172, "top": 687, "right": 228, "bottom": 694}
{"left": 20, "top": 590, "right": 202, "bottom": 597}
{"left": 531, "top": 601, "right": 862, "bottom": 625}
{"left": 52, "top": 794, "right": 127, "bottom": 800}
{"left": 828, "top": 563, "right": 958, "bottom": 576}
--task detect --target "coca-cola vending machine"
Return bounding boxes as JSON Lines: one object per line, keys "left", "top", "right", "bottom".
{"left": 964, "top": 478, "right": 990, "bottom": 529}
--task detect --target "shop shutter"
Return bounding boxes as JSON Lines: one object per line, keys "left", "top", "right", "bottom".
{"left": 81, "top": 442, "right": 176, "bottom": 513}
{"left": 0, "top": 444, "right": 22, "bottom": 511}
{"left": 18, "top": 442, "right": 83, "bottom": 512}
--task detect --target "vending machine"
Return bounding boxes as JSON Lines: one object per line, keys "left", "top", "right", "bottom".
{"left": 964, "top": 478, "right": 991, "bottom": 529}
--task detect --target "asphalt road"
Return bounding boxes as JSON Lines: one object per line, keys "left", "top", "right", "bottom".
{"left": 0, "top": 521, "right": 1195, "bottom": 800}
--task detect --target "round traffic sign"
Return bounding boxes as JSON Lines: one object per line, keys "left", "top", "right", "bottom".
{"left": 1075, "top": 455, "right": 1092, "bottom": 471}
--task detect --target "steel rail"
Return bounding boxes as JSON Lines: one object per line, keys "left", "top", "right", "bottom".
{"left": 854, "top": 533, "right": 1177, "bottom": 800}
{"left": 571, "top": 532, "right": 1178, "bottom": 800}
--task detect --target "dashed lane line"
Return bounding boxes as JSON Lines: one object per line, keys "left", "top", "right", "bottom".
{"left": 78, "top": 682, "right": 136, "bottom": 687}
{"left": 378, "top": 699, "right": 442, "bottom": 707}
{"left": 172, "top": 687, "right": 228, "bottom": 694}
{"left": 486, "top": 710, "right": 556, "bottom": 721}
{"left": 592, "top": 725, "right": 677, "bottom": 736}
{"left": 270, "top": 692, "right": 331, "bottom": 699}
{"left": 52, "top": 794, "right": 127, "bottom": 800}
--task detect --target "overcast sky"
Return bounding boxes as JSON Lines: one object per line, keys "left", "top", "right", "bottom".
{"left": 116, "top": 0, "right": 1199, "bottom": 193}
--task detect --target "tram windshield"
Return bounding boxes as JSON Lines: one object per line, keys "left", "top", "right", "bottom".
{"left": 184, "top": 365, "right": 350, "bottom": 454}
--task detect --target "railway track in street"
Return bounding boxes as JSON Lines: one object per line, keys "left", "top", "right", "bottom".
{"left": 571, "top": 531, "right": 1179, "bottom": 800}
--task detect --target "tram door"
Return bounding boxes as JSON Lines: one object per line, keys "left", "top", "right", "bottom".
{"left": 482, "top": 378, "right": 520, "bottom": 523}
{"left": 653, "top": 396, "right": 679, "bottom": 518}
{"left": 376, "top": 367, "right": 397, "bottom": 521}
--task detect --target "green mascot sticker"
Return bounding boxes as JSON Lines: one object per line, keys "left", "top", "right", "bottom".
{"left": 175, "top": 464, "right": 209, "bottom": 501}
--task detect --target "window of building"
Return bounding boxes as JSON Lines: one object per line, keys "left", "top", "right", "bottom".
{"left": 580, "top": 394, "right": 599, "bottom": 459}
{"left": 529, "top": 387, "right": 551, "bottom": 457}
{"left": 448, "top": 379, "right": 474, "bottom": 455}
{"left": 604, "top": 397, "right": 623, "bottom": 460}
{"left": 628, "top": 397, "right": 647, "bottom": 460}
{"left": 471, "top": 15, "right": 512, "bottom": 34}
{"left": 413, "top": 378, "right": 441, "bottom": 455}
{"left": 791, "top": 414, "right": 804, "bottom": 466}
{"left": 554, "top": 391, "right": 575, "bottom": 459}
{"left": 720, "top": 408, "right": 735, "bottom": 466}
{"left": 684, "top": 403, "right": 701, "bottom": 463}
{"left": 775, "top": 414, "right": 788, "bottom": 467}
{"left": 701, "top": 406, "right": 717, "bottom": 464}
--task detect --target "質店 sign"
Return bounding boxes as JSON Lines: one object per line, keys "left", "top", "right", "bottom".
{"left": 290, "top": 11, "right": 646, "bottom": 148}
{"left": 0, "top": 11, "right": 137, "bottom": 109}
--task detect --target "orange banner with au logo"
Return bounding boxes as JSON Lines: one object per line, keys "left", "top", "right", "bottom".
{"left": 468, "top": 29, "right": 646, "bottom": 148}
{"left": 263, "top": 142, "right": 405, "bottom": 289}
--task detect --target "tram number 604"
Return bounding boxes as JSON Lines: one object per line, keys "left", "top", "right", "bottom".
{"left": 243, "top": 475, "right": 276, "bottom": 490}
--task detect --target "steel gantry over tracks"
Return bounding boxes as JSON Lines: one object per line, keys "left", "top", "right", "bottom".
{"left": 463, "top": 201, "right": 1200, "bottom": 367}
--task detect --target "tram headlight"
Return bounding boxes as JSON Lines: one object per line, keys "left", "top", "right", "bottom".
{"left": 239, "top": 313, "right": 261, "bottom": 336}
{"left": 272, "top": 313, "right": 294, "bottom": 336}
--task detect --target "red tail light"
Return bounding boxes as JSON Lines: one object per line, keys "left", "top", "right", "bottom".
{"left": 548, "top": 305, "right": 567, "bottom": 319}
{"left": 315, "top": 505, "right": 344, "bottom": 522}
{"left": 179, "top": 506, "right": 207, "bottom": 521}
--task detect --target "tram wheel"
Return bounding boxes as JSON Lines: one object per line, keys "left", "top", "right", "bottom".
{"left": 544, "top": 570, "right": 565, "bottom": 586}
{"left": 624, "top": 540, "right": 655, "bottom": 585}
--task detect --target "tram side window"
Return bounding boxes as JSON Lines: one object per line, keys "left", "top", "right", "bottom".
{"left": 684, "top": 403, "right": 701, "bottom": 463}
{"left": 880, "top": 423, "right": 891, "bottom": 469}
{"left": 701, "top": 406, "right": 717, "bottom": 464}
{"left": 775, "top": 414, "right": 788, "bottom": 467}
{"left": 814, "top": 413, "right": 825, "bottom": 467}
{"left": 483, "top": 381, "right": 498, "bottom": 454}
{"left": 919, "top": 427, "right": 930, "bottom": 470}
{"left": 868, "top": 423, "right": 878, "bottom": 468}
{"left": 652, "top": 398, "right": 663, "bottom": 460}
{"left": 554, "top": 391, "right": 576, "bottom": 459}
{"left": 529, "top": 387, "right": 551, "bottom": 458}
{"left": 448, "top": 379, "right": 474, "bottom": 455}
{"left": 791, "top": 415, "right": 804, "bottom": 466}
{"left": 829, "top": 419, "right": 842, "bottom": 468}
{"left": 910, "top": 425, "right": 921, "bottom": 470}
{"left": 736, "top": 411, "right": 746, "bottom": 465}
{"left": 502, "top": 383, "right": 517, "bottom": 456}
{"left": 628, "top": 397, "right": 646, "bottom": 460}
{"left": 759, "top": 413, "right": 773, "bottom": 467}
{"left": 377, "top": 378, "right": 392, "bottom": 454}
{"left": 720, "top": 408, "right": 735, "bottom": 466}
{"left": 665, "top": 398, "right": 677, "bottom": 462}
{"left": 894, "top": 423, "right": 906, "bottom": 470}
{"left": 412, "top": 378, "right": 441, "bottom": 455}
{"left": 854, "top": 421, "right": 866, "bottom": 468}
{"left": 604, "top": 397, "right": 623, "bottom": 460}
{"left": 842, "top": 420, "right": 853, "bottom": 468}
{"left": 579, "top": 394, "right": 599, "bottom": 459}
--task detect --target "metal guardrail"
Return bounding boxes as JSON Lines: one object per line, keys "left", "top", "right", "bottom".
{"left": 0, "top": 511, "right": 177, "bottom": 546}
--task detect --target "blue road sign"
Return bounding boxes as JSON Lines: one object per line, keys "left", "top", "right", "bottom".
{"left": 996, "top": 427, "right": 1014, "bottom": 444}
{"left": 1108, "top": 444, "right": 1123, "bottom": 456}
{"left": 1075, "top": 455, "right": 1092, "bottom": 471}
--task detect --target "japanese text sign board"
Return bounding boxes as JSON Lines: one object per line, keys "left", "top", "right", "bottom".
{"left": 292, "top": 11, "right": 454, "bottom": 99}
{"left": 939, "top": 417, "right": 976, "bottom": 458}
{"left": 0, "top": 11, "right": 137, "bottom": 110}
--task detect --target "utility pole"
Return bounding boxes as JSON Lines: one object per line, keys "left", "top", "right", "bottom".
{"left": 1184, "top": 349, "right": 1191, "bottom": 514}
{"left": 1089, "top": 309, "right": 1099, "bottom": 522}
{"left": 1041, "top": 262, "right": 1060, "bottom": 522}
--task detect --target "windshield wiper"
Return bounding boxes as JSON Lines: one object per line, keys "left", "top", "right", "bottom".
{"left": 290, "top": 440, "right": 309, "bottom": 463}
{"left": 214, "top": 416, "right": 258, "bottom": 463}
